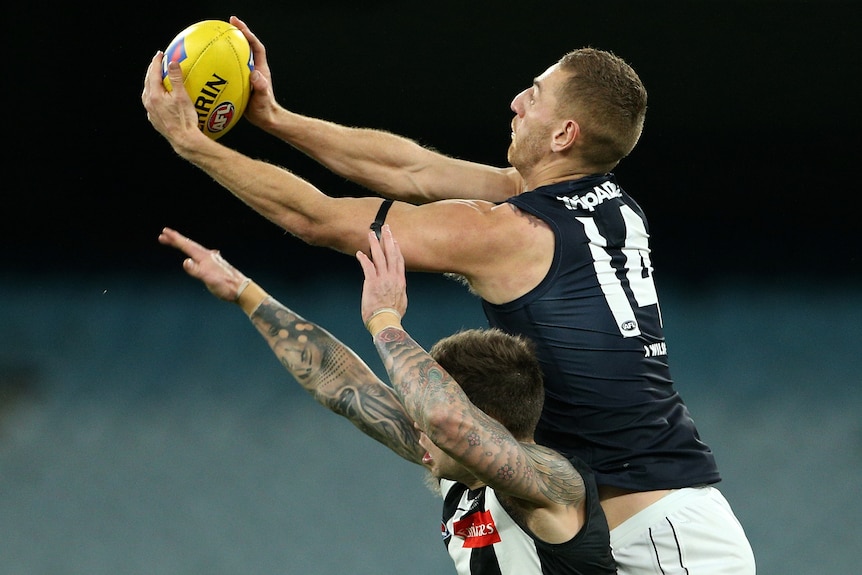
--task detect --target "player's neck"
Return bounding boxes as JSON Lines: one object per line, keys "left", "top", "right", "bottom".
{"left": 521, "top": 158, "right": 593, "bottom": 191}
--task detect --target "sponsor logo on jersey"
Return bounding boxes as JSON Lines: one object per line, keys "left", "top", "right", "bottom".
{"left": 453, "top": 510, "right": 501, "bottom": 548}
{"left": 557, "top": 180, "right": 623, "bottom": 212}
{"left": 644, "top": 341, "right": 667, "bottom": 357}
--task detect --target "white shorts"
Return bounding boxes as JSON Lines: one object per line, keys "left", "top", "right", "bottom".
{"left": 610, "top": 486, "right": 756, "bottom": 575}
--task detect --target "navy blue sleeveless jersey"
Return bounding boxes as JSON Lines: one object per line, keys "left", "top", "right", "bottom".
{"left": 483, "top": 174, "right": 720, "bottom": 490}
{"left": 440, "top": 456, "right": 616, "bottom": 575}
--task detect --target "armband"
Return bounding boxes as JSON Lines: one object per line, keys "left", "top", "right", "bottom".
{"left": 370, "top": 199, "right": 394, "bottom": 240}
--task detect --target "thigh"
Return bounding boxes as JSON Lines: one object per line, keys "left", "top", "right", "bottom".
{"left": 612, "top": 487, "right": 756, "bottom": 575}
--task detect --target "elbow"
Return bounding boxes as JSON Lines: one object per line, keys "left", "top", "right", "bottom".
{"left": 279, "top": 216, "right": 337, "bottom": 249}
{"left": 269, "top": 203, "right": 364, "bottom": 254}
{"left": 296, "top": 224, "right": 328, "bottom": 247}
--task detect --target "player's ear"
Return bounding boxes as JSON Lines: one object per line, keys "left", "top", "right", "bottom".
{"left": 551, "top": 119, "right": 579, "bottom": 152}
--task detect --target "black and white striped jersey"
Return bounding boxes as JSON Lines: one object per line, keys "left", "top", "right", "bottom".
{"left": 439, "top": 457, "right": 615, "bottom": 575}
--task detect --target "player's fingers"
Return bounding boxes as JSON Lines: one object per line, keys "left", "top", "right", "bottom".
{"left": 393, "top": 237, "right": 405, "bottom": 279}
{"left": 380, "top": 225, "right": 403, "bottom": 276}
{"left": 181, "top": 256, "right": 201, "bottom": 278}
{"left": 249, "top": 69, "right": 268, "bottom": 92}
{"left": 356, "top": 249, "right": 375, "bottom": 280}
{"left": 231, "top": 16, "right": 266, "bottom": 58}
{"left": 166, "top": 61, "right": 187, "bottom": 96}
{"left": 159, "top": 227, "right": 209, "bottom": 259}
{"left": 159, "top": 227, "right": 187, "bottom": 248}
{"left": 157, "top": 226, "right": 188, "bottom": 249}
{"left": 366, "top": 230, "right": 386, "bottom": 274}
{"left": 142, "top": 51, "right": 164, "bottom": 100}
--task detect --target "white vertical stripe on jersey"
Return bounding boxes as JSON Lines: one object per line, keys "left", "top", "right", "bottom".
{"left": 484, "top": 488, "right": 542, "bottom": 575}
{"left": 619, "top": 204, "right": 662, "bottom": 327}
{"left": 577, "top": 216, "right": 642, "bottom": 338}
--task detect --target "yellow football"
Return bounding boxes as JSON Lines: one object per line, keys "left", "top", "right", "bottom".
{"left": 161, "top": 20, "right": 253, "bottom": 140}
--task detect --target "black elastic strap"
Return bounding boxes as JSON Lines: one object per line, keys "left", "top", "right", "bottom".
{"left": 370, "top": 199, "right": 394, "bottom": 239}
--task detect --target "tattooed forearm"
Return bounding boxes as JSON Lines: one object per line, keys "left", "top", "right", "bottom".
{"left": 373, "top": 327, "right": 460, "bottom": 430}
{"left": 373, "top": 326, "right": 584, "bottom": 506}
{"left": 326, "top": 383, "right": 424, "bottom": 463}
{"left": 250, "top": 300, "right": 423, "bottom": 464}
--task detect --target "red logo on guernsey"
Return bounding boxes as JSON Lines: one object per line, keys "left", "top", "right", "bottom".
{"left": 453, "top": 510, "right": 501, "bottom": 548}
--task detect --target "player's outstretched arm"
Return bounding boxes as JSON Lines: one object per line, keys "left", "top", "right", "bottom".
{"left": 158, "top": 227, "right": 425, "bottom": 464}
{"left": 230, "top": 16, "right": 522, "bottom": 205}
{"left": 144, "top": 55, "right": 390, "bottom": 257}
{"left": 143, "top": 50, "right": 548, "bottom": 302}
{"left": 358, "top": 227, "right": 585, "bottom": 541}
{"left": 260, "top": 113, "right": 522, "bottom": 205}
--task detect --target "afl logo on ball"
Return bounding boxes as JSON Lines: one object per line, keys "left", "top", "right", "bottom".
{"left": 207, "top": 102, "right": 236, "bottom": 133}
{"left": 162, "top": 37, "right": 187, "bottom": 77}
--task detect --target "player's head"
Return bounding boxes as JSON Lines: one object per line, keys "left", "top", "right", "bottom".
{"left": 430, "top": 328, "right": 544, "bottom": 441}
{"left": 556, "top": 47, "right": 647, "bottom": 171}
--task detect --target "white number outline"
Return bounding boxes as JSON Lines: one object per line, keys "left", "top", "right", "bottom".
{"left": 576, "top": 204, "right": 661, "bottom": 337}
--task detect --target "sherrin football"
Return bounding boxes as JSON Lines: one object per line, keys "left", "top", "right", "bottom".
{"left": 162, "top": 20, "right": 254, "bottom": 140}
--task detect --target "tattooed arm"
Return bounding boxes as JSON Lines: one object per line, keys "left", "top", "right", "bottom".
{"left": 357, "top": 226, "right": 585, "bottom": 542}
{"left": 373, "top": 326, "right": 584, "bottom": 507}
{"left": 158, "top": 226, "right": 425, "bottom": 465}
{"left": 247, "top": 300, "right": 425, "bottom": 463}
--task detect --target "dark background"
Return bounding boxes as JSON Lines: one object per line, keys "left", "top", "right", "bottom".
{"left": 2, "top": 3, "right": 861, "bottom": 573}
{"left": 5, "top": 0, "right": 860, "bottom": 285}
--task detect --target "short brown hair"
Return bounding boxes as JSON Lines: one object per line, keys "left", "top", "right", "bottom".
{"left": 429, "top": 328, "right": 544, "bottom": 440}
{"left": 557, "top": 48, "right": 647, "bottom": 171}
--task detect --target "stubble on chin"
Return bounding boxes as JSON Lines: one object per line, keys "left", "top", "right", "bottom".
{"left": 422, "top": 470, "right": 442, "bottom": 497}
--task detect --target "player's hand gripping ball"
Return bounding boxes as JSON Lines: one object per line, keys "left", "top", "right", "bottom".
{"left": 162, "top": 20, "right": 254, "bottom": 140}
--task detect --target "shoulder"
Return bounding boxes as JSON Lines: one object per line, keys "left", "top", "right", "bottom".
{"left": 392, "top": 198, "right": 551, "bottom": 264}
{"left": 494, "top": 445, "right": 588, "bottom": 544}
